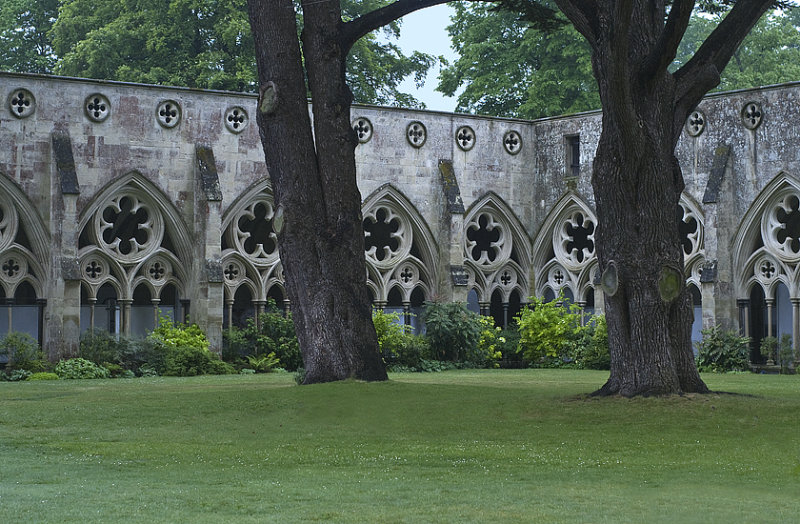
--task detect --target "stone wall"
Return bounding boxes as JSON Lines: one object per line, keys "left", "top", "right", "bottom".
{"left": 3, "top": 72, "right": 800, "bottom": 357}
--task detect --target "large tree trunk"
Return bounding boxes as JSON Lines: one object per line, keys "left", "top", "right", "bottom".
{"left": 590, "top": 46, "right": 708, "bottom": 397}
{"left": 247, "top": 0, "right": 387, "bottom": 383}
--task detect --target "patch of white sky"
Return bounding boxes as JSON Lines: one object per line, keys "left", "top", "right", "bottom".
{"left": 390, "top": 3, "right": 463, "bottom": 112}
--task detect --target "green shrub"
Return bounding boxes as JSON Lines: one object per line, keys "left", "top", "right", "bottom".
{"left": 55, "top": 358, "right": 111, "bottom": 379}
{"left": 2, "top": 369, "right": 32, "bottom": 381}
{"left": 517, "top": 296, "right": 582, "bottom": 363}
{"left": 0, "top": 332, "right": 42, "bottom": 371}
{"left": 778, "top": 333, "right": 795, "bottom": 374}
{"left": 475, "top": 316, "right": 503, "bottom": 368}
{"left": 574, "top": 316, "right": 610, "bottom": 370}
{"left": 422, "top": 302, "right": 482, "bottom": 362}
{"left": 222, "top": 301, "right": 301, "bottom": 371}
{"left": 373, "top": 310, "right": 412, "bottom": 356}
{"left": 148, "top": 317, "right": 231, "bottom": 376}
{"left": 79, "top": 329, "right": 121, "bottom": 366}
{"left": 29, "top": 372, "right": 59, "bottom": 381}
{"left": 119, "top": 337, "right": 163, "bottom": 376}
{"left": 760, "top": 336, "right": 778, "bottom": 363}
{"left": 245, "top": 352, "right": 280, "bottom": 373}
{"left": 695, "top": 326, "right": 750, "bottom": 373}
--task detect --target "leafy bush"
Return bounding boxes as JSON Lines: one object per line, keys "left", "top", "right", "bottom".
{"left": 573, "top": 316, "right": 610, "bottom": 370}
{"left": 161, "top": 343, "right": 234, "bottom": 376}
{"left": 422, "top": 302, "right": 482, "bottom": 362}
{"left": 0, "top": 332, "right": 42, "bottom": 371}
{"left": 695, "top": 326, "right": 750, "bottom": 373}
{"left": 475, "top": 316, "right": 503, "bottom": 368}
{"left": 118, "top": 337, "right": 163, "bottom": 376}
{"left": 517, "top": 296, "right": 582, "bottom": 363}
{"left": 29, "top": 372, "right": 59, "bottom": 381}
{"left": 55, "top": 358, "right": 111, "bottom": 379}
{"left": 373, "top": 310, "right": 412, "bottom": 357}
{"left": 223, "top": 301, "right": 301, "bottom": 371}
{"left": 2, "top": 369, "right": 32, "bottom": 381}
{"left": 245, "top": 352, "right": 280, "bottom": 373}
{"left": 778, "top": 333, "right": 795, "bottom": 374}
{"left": 79, "top": 329, "right": 121, "bottom": 366}
{"left": 760, "top": 336, "right": 778, "bottom": 363}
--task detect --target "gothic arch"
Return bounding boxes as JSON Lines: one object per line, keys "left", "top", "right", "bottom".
{"left": 77, "top": 172, "right": 192, "bottom": 333}
{"left": 463, "top": 192, "right": 531, "bottom": 301}
{"left": 732, "top": 172, "right": 800, "bottom": 298}
{"left": 680, "top": 192, "right": 706, "bottom": 287}
{"left": 531, "top": 191, "right": 596, "bottom": 301}
{"left": 361, "top": 184, "right": 438, "bottom": 305}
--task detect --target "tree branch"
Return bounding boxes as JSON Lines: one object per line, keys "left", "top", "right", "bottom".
{"left": 552, "top": 0, "right": 601, "bottom": 46}
{"left": 642, "top": 0, "right": 696, "bottom": 79}
{"left": 674, "top": 0, "right": 774, "bottom": 116}
{"left": 341, "top": 0, "right": 467, "bottom": 50}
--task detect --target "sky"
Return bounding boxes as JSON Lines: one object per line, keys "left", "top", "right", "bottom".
{"left": 392, "top": 4, "right": 461, "bottom": 112}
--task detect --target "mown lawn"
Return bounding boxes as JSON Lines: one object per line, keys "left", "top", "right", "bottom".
{"left": 1, "top": 370, "right": 799, "bottom": 523}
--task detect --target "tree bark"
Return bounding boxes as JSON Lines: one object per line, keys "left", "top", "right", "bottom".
{"left": 551, "top": 0, "right": 772, "bottom": 396}
{"left": 247, "top": 0, "right": 387, "bottom": 383}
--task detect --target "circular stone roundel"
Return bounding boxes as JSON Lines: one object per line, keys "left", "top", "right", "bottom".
{"left": 406, "top": 121, "right": 427, "bottom": 148}
{"left": 352, "top": 117, "right": 373, "bottom": 144}
{"left": 85, "top": 93, "right": 111, "bottom": 123}
{"left": 685, "top": 110, "right": 705, "bottom": 137}
{"left": 156, "top": 100, "right": 182, "bottom": 128}
{"left": 8, "top": 89, "right": 35, "bottom": 119}
{"left": 503, "top": 130, "right": 522, "bottom": 155}
{"left": 456, "top": 126, "right": 476, "bottom": 151}
{"left": 741, "top": 101, "right": 763, "bottom": 130}
{"left": 224, "top": 106, "right": 248, "bottom": 134}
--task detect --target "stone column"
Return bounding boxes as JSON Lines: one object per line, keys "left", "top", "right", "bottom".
{"left": 88, "top": 298, "right": 97, "bottom": 331}
{"left": 225, "top": 299, "right": 234, "bottom": 330}
{"left": 765, "top": 298, "right": 774, "bottom": 338}
{"left": 120, "top": 299, "right": 132, "bottom": 336}
{"left": 737, "top": 299, "right": 750, "bottom": 338}
{"left": 792, "top": 298, "right": 800, "bottom": 366}
{"left": 151, "top": 299, "right": 161, "bottom": 328}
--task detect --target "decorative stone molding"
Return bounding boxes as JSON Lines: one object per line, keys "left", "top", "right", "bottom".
{"left": 84, "top": 93, "right": 110, "bottom": 123}
{"left": 685, "top": 110, "right": 705, "bottom": 137}
{"left": 456, "top": 125, "right": 476, "bottom": 151}
{"left": 156, "top": 100, "right": 181, "bottom": 128}
{"left": 503, "top": 130, "right": 522, "bottom": 155}
{"left": 406, "top": 121, "right": 426, "bottom": 148}
{"left": 224, "top": 106, "right": 248, "bottom": 134}
{"left": 8, "top": 88, "right": 35, "bottom": 118}
{"left": 741, "top": 101, "right": 763, "bottom": 130}
{"left": 352, "top": 117, "right": 373, "bottom": 143}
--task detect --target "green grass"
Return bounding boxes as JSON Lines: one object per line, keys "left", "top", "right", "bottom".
{"left": 1, "top": 370, "right": 800, "bottom": 523}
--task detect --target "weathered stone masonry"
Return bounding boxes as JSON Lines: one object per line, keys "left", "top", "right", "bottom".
{"left": 3, "top": 71, "right": 800, "bottom": 361}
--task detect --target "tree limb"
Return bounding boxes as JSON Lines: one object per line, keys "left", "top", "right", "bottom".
{"left": 341, "top": 0, "right": 465, "bottom": 50}
{"left": 674, "top": 0, "right": 774, "bottom": 117}
{"left": 552, "top": 0, "right": 601, "bottom": 46}
{"left": 642, "top": 0, "right": 696, "bottom": 79}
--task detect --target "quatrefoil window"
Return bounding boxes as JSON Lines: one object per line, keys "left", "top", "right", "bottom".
{"left": 741, "top": 102, "right": 763, "bottom": 130}
{"left": 406, "top": 121, "right": 426, "bottom": 148}
{"left": 353, "top": 117, "right": 373, "bottom": 143}
{"left": 84, "top": 260, "right": 103, "bottom": 280}
{"left": 147, "top": 260, "right": 169, "bottom": 282}
{"left": 2, "top": 258, "right": 20, "bottom": 278}
{"left": 224, "top": 262, "right": 242, "bottom": 282}
{"left": 503, "top": 131, "right": 522, "bottom": 155}
{"left": 759, "top": 259, "right": 777, "bottom": 280}
{"left": 157, "top": 100, "right": 181, "bottom": 128}
{"left": 9, "top": 89, "right": 35, "bottom": 119}
{"left": 364, "top": 207, "right": 401, "bottom": 262}
{"left": 686, "top": 110, "right": 705, "bottom": 137}
{"left": 85, "top": 94, "right": 110, "bottom": 123}
{"left": 101, "top": 196, "right": 150, "bottom": 256}
{"left": 456, "top": 126, "right": 476, "bottom": 151}
{"left": 225, "top": 107, "right": 248, "bottom": 134}
{"left": 238, "top": 202, "right": 277, "bottom": 258}
{"left": 552, "top": 269, "right": 565, "bottom": 286}
{"left": 467, "top": 213, "right": 502, "bottom": 264}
